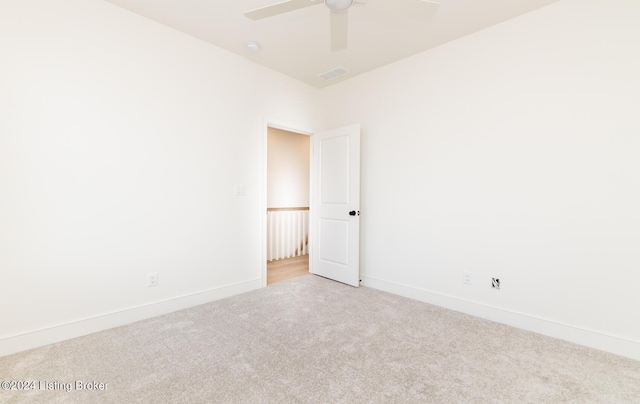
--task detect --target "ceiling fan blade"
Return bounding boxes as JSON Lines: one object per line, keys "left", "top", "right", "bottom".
{"left": 402, "top": 0, "right": 439, "bottom": 19}
{"left": 245, "top": 0, "right": 324, "bottom": 20}
{"left": 330, "top": 10, "right": 349, "bottom": 51}
{"left": 369, "top": 0, "right": 439, "bottom": 20}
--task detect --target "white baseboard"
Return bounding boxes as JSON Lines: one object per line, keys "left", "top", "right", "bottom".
{"left": 361, "top": 275, "right": 640, "bottom": 361}
{"left": 0, "top": 278, "right": 262, "bottom": 358}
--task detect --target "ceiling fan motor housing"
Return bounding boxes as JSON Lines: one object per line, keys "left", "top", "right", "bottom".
{"left": 325, "top": 0, "right": 353, "bottom": 11}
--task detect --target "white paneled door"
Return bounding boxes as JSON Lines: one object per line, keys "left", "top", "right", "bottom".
{"left": 310, "top": 124, "right": 360, "bottom": 287}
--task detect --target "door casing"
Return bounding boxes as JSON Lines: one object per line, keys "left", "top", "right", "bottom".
{"left": 261, "top": 121, "right": 313, "bottom": 287}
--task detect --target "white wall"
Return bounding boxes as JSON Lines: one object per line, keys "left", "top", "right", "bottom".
{"left": 0, "top": 0, "right": 319, "bottom": 355}
{"left": 267, "top": 128, "right": 310, "bottom": 208}
{"left": 318, "top": 0, "right": 640, "bottom": 359}
{"left": 2, "top": 0, "right": 639, "bottom": 361}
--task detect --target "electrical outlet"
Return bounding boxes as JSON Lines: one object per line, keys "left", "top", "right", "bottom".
{"left": 148, "top": 272, "right": 158, "bottom": 287}
{"left": 491, "top": 278, "right": 500, "bottom": 290}
{"left": 463, "top": 271, "right": 472, "bottom": 285}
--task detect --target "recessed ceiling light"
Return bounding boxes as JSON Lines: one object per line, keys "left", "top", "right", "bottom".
{"left": 244, "top": 41, "right": 261, "bottom": 53}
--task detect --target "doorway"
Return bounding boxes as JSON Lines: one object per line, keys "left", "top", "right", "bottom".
{"left": 265, "top": 126, "right": 311, "bottom": 285}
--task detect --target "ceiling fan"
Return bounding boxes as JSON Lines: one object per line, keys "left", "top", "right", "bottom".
{"left": 244, "top": 0, "right": 440, "bottom": 52}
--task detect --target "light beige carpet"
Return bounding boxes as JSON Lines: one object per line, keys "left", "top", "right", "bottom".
{"left": 1, "top": 274, "right": 639, "bottom": 403}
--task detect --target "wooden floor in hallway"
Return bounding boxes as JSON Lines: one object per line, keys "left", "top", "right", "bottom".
{"left": 267, "top": 255, "right": 309, "bottom": 285}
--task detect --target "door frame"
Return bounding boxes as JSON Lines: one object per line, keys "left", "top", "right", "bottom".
{"left": 261, "top": 120, "right": 314, "bottom": 287}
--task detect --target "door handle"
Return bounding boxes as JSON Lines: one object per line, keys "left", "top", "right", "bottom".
{"left": 349, "top": 210, "right": 360, "bottom": 216}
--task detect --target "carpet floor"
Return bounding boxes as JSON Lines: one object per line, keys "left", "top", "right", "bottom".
{"left": 1, "top": 274, "right": 639, "bottom": 403}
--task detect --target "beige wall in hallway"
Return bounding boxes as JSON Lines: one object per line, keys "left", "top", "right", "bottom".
{"left": 267, "top": 128, "right": 310, "bottom": 209}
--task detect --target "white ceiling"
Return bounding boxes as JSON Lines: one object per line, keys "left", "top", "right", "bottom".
{"left": 105, "top": 0, "right": 561, "bottom": 89}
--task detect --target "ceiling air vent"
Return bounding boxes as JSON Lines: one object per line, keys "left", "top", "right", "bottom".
{"left": 318, "top": 66, "right": 349, "bottom": 81}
